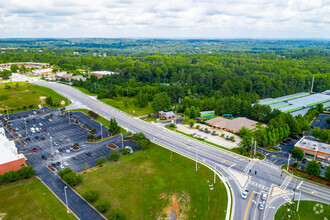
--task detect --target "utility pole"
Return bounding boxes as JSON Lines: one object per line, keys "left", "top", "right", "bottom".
{"left": 50, "top": 136, "right": 54, "bottom": 155}
{"left": 254, "top": 140, "right": 257, "bottom": 156}
{"left": 68, "top": 111, "right": 71, "bottom": 124}
{"left": 214, "top": 164, "right": 218, "bottom": 184}
{"left": 296, "top": 191, "right": 301, "bottom": 212}
{"left": 24, "top": 118, "right": 28, "bottom": 135}
{"left": 250, "top": 137, "right": 254, "bottom": 159}
{"left": 121, "top": 133, "right": 123, "bottom": 149}
{"left": 195, "top": 145, "right": 198, "bottom": 172}
{"left": 310, "top": 75, "right": 314, "bottom": 93}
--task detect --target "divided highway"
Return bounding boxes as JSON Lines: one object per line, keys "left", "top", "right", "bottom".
{"left": 34, "top": 81, "right": 330, "bottom": 220}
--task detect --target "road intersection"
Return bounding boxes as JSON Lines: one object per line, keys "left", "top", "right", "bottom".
{"left": 33, "top": 80, "right": 330, "bottom": 220}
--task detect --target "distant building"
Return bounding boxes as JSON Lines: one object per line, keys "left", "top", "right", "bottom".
{"left": 159, "top": 111, "right": 176, "bottom": 120}
{"left": 206, "top": 117, "right": 259, "bottom": 133}
{"left": 31, "top": 68, "right": 53, "bottom": 75}
{"left": 294, "top": 137, "right": 329, "bottom": 163}
{"left": 73, "top": 52, "right": 80, "bottom": 55}
{"left": 0, "top": 62, "right": 49, "bottom": 69}
{"left": 0, "top": 128, "right": 26, "bottom": 174}
{"left": 90, "top": 71, "right": 119, "bottom": 79}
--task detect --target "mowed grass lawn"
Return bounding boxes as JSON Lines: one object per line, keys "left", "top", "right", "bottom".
{"left": 0, "top": 82, "right": 70, "bottom": 113}
{"left": 75, "top": 144, "right": 228, "bottom": 219}
{"left": 0, "top": 177, "right": 76, "bottom": 220}
{"left": 275, "top": 200, "right": 330, "bottom": 220}
{"left": 100, "top": 97, "right": 154, "bottom": 116}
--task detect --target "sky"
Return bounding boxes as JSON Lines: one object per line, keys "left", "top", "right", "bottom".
{"left": 0, "top": 0, "right": 329, "bottom": 39}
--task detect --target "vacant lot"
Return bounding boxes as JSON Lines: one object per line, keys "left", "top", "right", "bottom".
{"left": 275, "top": 200, "right": 330, "bottom": 220}
{"left": 76, "top": 144, "right": 228, "bottom": 219}
{"left": 0, "top": 82, "right": 69, "bottom": 113}
{"left": 0, "top": 177, "right": 76, "bottom": 220}
{"left": 100, "top": 97, "right": 154, "bottom": 116}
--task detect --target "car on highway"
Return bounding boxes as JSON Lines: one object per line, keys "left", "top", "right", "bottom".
{"left": 242, "top": 190, "right": 248, "bottom": 199}
{"left": 41, "top": 155, "right": 47, "bottom": 160}
{"left": 258, "top": 202, "right": 265, "bottom": 211}
{"left": 186, "top": 142, "right": 192, "bottom": 146}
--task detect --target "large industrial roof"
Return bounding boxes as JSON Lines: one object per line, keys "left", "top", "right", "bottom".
{"left": 258, "top": 92, "right": 309, "bottom": 105}
{"left": 269, "top": 102, "right": 289, "bottom": 109}
{"left": 288, "top": 93, "right": 330, "bottom": 106}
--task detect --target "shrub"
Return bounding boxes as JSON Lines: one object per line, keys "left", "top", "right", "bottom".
{"left": 82, "top": 163, "right": 90, "bottom": 171}
{"left": 109, "top": 150, "right": 120, "bottom": 161}
{"left": 96, "top": 199, "right": 111, "bottom": 213}
{"left": 169, "top": 123, "right": 176, "bottom": 128}
{"left": 88, "top": 110, "right": 98, "bottom": 119}
{"left": 96, "top": 157, "right": 107, "bottom": 166}
{"left": 120, "top": 148, "right": 131, "bottom": 155}
{"left": 83, "top": 190, "right": 100, "bottom": 203}
{"left": 196, "top": 125, "right": 200, "bottom": 129}
{"left": 136, "top": 139, "right": 151, "bottom": 150}
{"left": 108, "top": 207, "right": 126, "bottom": 220}
{"left": 58, "top": 168, "right": 82, "bottom": 187}
{"left": 131, "top": 132, "right": 146, "bottom": 141}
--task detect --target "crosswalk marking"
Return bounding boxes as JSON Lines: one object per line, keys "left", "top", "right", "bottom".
{"left": 280, "top": 175, "right": 292, "bottom": 190}
{"left": 248, "top": 180, "right": 270, "bottom": 191}
{"left": 243, "top": 160, "right": 255, "bottom": 174}
{"left": 257, "top": 161, "right": 280, "bottom": 170}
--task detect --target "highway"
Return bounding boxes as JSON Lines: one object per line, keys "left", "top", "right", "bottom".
{"left": 33, "top": 80, "right": 330, "bottom": 220}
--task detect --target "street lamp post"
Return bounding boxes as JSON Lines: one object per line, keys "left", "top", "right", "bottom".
{"left": 214, "top": 163, "right": 218, "bottom": 184}
{"left": 6, "top": 105, "right": 9, "bottom": 120}
{"left": 287, "top": 153, "right": 291, "bottom": 171}
{"left": 68, "top": 111, "right": 71, "bottom": 124}
{"left": 50, "top": 136, "right": 54, "bottom": 155}
{"left": 100, "top": 124, "right": 103, "bottom": 139}
{"left": 121, "top": 133, "right": 123, "bottom": 149}
{"left": 64, "top": 186, "right": 69, "bottom": 213}
{"left": 24, "top": 118, "right": 28, "bottom": 135}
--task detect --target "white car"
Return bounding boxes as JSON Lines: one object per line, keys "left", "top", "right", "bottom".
{"left": 66, "top": 149, "right": 70, "bottom": 153}
{"left": 259, "top": 202, "right": 265, "bottom": 211}
{"left": 60, "top": 164, "right": 65, "bottom": 169}
{"left": 63, "top": 161, "right": 69, "bottom": 167}
{"left": 125, "top": 146, "right": 133, "bottom": 154}
{"left": 262, "top": 193, "right": 268, "bottom": 201}
{"left": 242, "top": 190, "right": 248, "bottom": 199}
{"left": 55, "top": 150, "right": 60, "bottom": 154}
{"left": 39, "top": 123, "right": 43, "bottom": 126}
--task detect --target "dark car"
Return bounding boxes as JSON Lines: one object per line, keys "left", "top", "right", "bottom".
{"left": 302, "top": 158, "right": 307, "bottom": 163}
{"left": 26, "top": 137, "right": 31, "bottom": 141}
{"left": 43, "top": 128, "right": 47, "bottom": 132}
{"left": 86, "top": 152, "right": 92, "bottom": 156}
{"left": 40, "top": 137, "right": 45, "bottom": 140}
{"left": 56, "top": 162, "right": 61, "bottom": 166}
{"left": 58, "top": 148, "right": 63, "bottom": 152}
{"left": 51, "top": 163, "right": 56, "bottom": 167}
{"left": 41, "top": 155, "right": 47, "bottom": 160}
{"left": 34, "top": 136, "right": 39, "bottom": 139}
{"left": 72, "top": 156, "right": 79, "bottom": 160}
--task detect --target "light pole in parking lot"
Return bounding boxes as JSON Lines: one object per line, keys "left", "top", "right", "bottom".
{"left": 121, "top": 133, "right": 123, "bottom": 149}
{"left": 24, "top": 118, "right": 28, "bottom": 135}
{"left": 100, "top": 124, "right": 103, "bottom": 139}
{"left": 68, "top": 111, "right": 71, "bottom": 124}
{"left": 6, "top": 105, "right": 9, "bottom": 120}
{"left": 64, "top": 186, "right": 69, "bottom": 213}
{"left": 50, "top": 136, "right": 54, "bottom": 155}
{"left": 287, "top": 153, "right": 290, "bottom": 171}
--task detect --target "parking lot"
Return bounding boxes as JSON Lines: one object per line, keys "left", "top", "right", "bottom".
{"left": 0, "top": 109, "right": 138, "bottom": 174}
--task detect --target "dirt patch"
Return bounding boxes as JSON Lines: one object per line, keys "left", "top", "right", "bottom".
{"left": 107, "top": 143, "right": 118, "bottom": 149}
{"left": 158, "top": 193, "right": 190, "bottom": 220}
{"left": 47, "top": 165, "right": 56, "bottom": 173}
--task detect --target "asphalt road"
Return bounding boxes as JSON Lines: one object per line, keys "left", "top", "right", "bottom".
{"left": 33, "top": 81, "right": 330, "bottom": 220}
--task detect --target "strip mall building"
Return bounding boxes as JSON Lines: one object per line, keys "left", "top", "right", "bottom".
{"left": 294, "top": 137, "right": 329, "bottom": 163}
{"left": 0, "top": 127, "right": 26, "bottom": 175}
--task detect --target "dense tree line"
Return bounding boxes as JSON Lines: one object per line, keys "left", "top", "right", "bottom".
{"left": 0, "top": 166, "right": 35, "bottom": 184}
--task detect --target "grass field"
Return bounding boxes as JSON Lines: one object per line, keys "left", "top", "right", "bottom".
{"left": 275, "top": 200, "right": 330, "bottom": 220}
{"left": 100, "top": 97, "right": 154, "bottom": 116}
{"left": 0, "top": 82, "right": 70, "bottom": 113}
{"left": 0, "top": 177, "right": 76, "bottom": 220}
{"left": 75, "top": 144, "right": 228, "bottom": 219}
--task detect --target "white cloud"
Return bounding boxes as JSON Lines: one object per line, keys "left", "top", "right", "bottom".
{"left": 0, "top": 0, "right": 329, "bottom": 38}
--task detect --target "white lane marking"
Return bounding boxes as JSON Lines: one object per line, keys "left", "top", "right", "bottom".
{"left": 297, "top": 181, "right": 303, "bottom": 189}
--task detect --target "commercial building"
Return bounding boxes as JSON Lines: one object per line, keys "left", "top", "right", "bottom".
{"left": 0, "top": 62, "right": 49, "bottom": 69}
{"left": 90, "top": 71, "right": 119, "bottom": 79}
{"left": 0, "top": 127, "right": 26, "bottom": 174}
{"left": 159, "top": 111, "right": 176, "bottom": 120}
{"left": 294, "top": 137, "right": 329, "bottom": 163}
{"left": 31, "top": 68, "right": 53, "bottom": 75}
{"left": 206, "top": 117, "right": 259, "bottom": 133}
{"left": 200, "top": 111, "right": 215, "bottom": 118}
{"left": 257, "top": 92, "right": 330, "bottom": 116}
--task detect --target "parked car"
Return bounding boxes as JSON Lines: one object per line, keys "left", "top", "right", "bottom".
{"left": 33, "top": 124, "right": 36, "bottom": 127}
{"left": 32, "top": 147, "right": 37, "bottom": 152}
{"left": 43, "top": 128, "right": 47, "bottom": 132}
{"left": 49, "top": 118, "right": 52, "bottom": 122}
{"left": 86, "top": 152, "right": 92, "bottom": 156}
{"left": 302, "top": 158, "right": 307, "bottom": 163}
{"left": 39, "top": 123, "right": 43, "bottom": 126}
{"left": 54, "top": 142, "right": 59, "bottom": 146}
{"left": 66, "top": 149, "right": 70, "bottom": 153}
{"left": 58, "top": 148, "right": 63, "bottom": 152}
{"left": 40, "top": 137, "right": 45, "bottom": 140}
{"left": 41, "top": 155, "right": 47, "bottom": 160}
{"left": 242, "top": 190, "right": 248, "bottom": 199}
{"left": 51, "top": 163, "right": 56, "bottom": 167}
{"left": 72, "top": 156, "right": 79, "bottom": 160}
{"left": 56, "top": 162, "right": 61, "bottom": 166}
{"left": 63, "top": 161, "right": 69, "bottom": 167}
{"left": 274, "top": 146, "right": 282, "bottom": 150}
{"left": 125, "top": 146, "right": 133, "bottom": 154}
